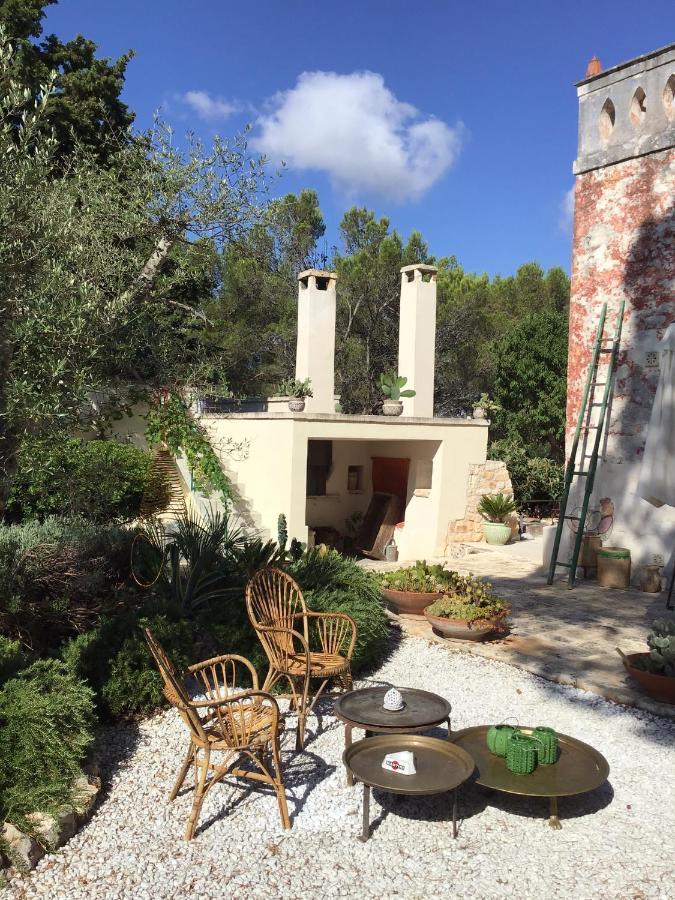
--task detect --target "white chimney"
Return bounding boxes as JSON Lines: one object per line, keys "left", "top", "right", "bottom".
{"left": 295, "top": 269, "right": 337, "bottom": 414}
{"left": 398, "top": 263, "right": 438, "bottom": 417}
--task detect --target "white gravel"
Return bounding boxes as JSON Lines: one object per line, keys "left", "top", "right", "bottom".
{"left": 3, "top": 635, "right": 674, "bottom": 900}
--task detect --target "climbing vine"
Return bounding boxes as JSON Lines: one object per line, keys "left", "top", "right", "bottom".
{"left": 145, "top": 393, "right": 232, "bottom": 504}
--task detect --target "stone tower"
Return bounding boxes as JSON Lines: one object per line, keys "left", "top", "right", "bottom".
{"left": 568, "top": 43, "right": 675, "bottom": 570}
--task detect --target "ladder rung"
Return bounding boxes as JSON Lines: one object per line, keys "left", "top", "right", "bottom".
{"left": 591, "top": 382, "right": 607, "bottom": 387}
{"left": 555, "top": 562, "right": 573, "bottom": 568}
{"left": 599, "top": 348, "right": 614, "bottom": 354}
{"left": 573, "top": 470, "right": 588, "bottom": 475}
{"left": 564, "top": 515, "right": 581, "bottom": 520}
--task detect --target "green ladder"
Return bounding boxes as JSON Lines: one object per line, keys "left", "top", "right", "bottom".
{"left": 547, "top": 300, "right": 625, "bottom": 588}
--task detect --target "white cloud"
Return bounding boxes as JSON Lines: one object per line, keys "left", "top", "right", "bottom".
{"left": 252, "top": 71, "right": 463, "bottom": 201}
{"left": 560, "top": 186, "right": 575, "bottom": 232}
{"left": 179, "top": 90, "right": 240, "bottom": 121}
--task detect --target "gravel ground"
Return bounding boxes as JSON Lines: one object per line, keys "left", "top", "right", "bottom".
{"left": 4, "top": 635, "right": 674, "bottom": 900}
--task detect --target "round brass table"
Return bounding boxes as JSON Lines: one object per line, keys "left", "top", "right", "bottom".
{"left": 450, "top": 726, "right": 610, "bottom": 829}
{"left": 343, "top": 734, "right": 475, "bottom": 842}
{"left": 334, "top": 687, "right": 452, "bottom": 786}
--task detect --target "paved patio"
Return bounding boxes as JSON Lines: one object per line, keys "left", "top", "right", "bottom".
{"left": 363, "top": 542, "right": 675, "bottom": 720}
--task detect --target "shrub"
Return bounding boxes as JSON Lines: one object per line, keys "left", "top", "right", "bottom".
{"left": 0, "top": 660, "right": 95, "bottom": 820}
{"left": 0, "top": 636, "right": 25, "bottom": 685}
{"left": 6, "top": 438, "right": 153, "bottom": 523}
{"left": 488, "top": 439, "right": 563, "bottom": 505}
{"left": 63, "top": 601, "right": 195, "bottom": 719}
{"left": 0, "top": 517, "right": 135, "bottom": 652}
{"left": 290, "top": 550, "right": 389, "bottom": 673}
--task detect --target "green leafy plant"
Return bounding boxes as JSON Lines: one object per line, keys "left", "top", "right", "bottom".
{"left": 633, "top": 619, "right": 675, "bottom": 678}
{"left": 0, "top": 660, "right": 95, "bottom": 820}
{"left": 425, "top": 573, "right": 510, "bottom": 630}
{"left": 378, "top": 560, "right": 455, "bottom": 593}
{"left": 276, "top": 378, "right": 313, "bottom": 399}
{"left": 473, "top": 392, "right": 501, "bottom": 413}
{"left": 6, "top": 438, "right": 154, "bottom": 524}
{"left": 277, "top": 514, "right": 288, "bottom": 552}
{"left": 488, "top": 439, "right": 563, "bottom": 505}
{"left": 290, "top": 549, "right": 388, "bottom": 672}
{"left": 477, "top": 493, "right": 517, "bottom": 523}
{"left": 145, "top": 393, "right": 232, "bottom": 503}
{"left": 0, "top": 636, "right": 25, "bottom": 685}
{"left": 378, "top": 373, "right": 416, "bottom": 402}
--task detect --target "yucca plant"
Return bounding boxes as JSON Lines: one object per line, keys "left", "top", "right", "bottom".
{"left": 477, "top": 493, "right": 517, "bottom": 523}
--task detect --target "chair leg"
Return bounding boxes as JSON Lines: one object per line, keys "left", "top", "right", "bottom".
{"left": 271, "top": 739, "right": 291, "bottom": 829}
{"left": 185, "top": 748, "right": 210, "bottom": 841}
{"left": 295, "top": 675, "right": 311, "bottom": 750}
{"left": 169, "top": 743, "right": 194, "bottom": 802}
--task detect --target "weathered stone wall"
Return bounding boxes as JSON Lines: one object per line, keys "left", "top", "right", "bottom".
{"left": 569, "top": 140, "right": 675, "bottom": 572}
{"left": 445, "top": 460, "right": 514, "bottom": 544}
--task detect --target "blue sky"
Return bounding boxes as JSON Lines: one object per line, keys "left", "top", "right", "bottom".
{"left": 44, "top": 1, "right": 671, "bottom": 276}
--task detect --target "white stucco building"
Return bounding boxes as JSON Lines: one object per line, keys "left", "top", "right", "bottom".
{"left": 194, "top": 264, "right": 489, "bottom": 559}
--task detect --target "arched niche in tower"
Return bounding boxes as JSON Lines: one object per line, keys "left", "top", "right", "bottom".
{"left": 598, "top": 98, "right": 616, "bottom": 143}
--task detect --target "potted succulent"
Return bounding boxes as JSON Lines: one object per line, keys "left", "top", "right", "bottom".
{"left": 424, "top": 571, "right": 510, "bottom": 641}
{"left": 617, "top": 618, "right": 675, "bottom": 704}
{"left": 379, "top": 373, "right": 416, "bottom": 416}
{"left": 472, "top": 393, "right": 501, "bottom": 420}
{"left": 277, "top": 377, "right": 313, "bottom": 412}
{"left": 477, "top": 493, "right": 517, "bottom": 545}
{"left": 377, "top": 560, "right": 447, "bottom": 615}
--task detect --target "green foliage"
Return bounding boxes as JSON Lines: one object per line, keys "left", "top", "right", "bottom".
{"left": 276, "top": 378, "right": 313, "bottom": 399}
{"left": 488, "top": 439, "right": 564, "bottom": 504}
{"left": 425, "top": 573, "right": 509, "bottom": 626}
{"left": 633, "top": 619, "right": 675, "bottom": 678}
{"left": 473, "top": 393, "right": 501, "bottom": 413}
{"left": 0, "top": 659, "right": 95, "bottom": 819}
{"left": 490, "top": 310, "right": 568, "bottom": 460}
{"left": 290, "top": 549, "right": 388, "bottom": 672}
{"left": 378, "top": 560, "right": 454, "bottom": 593}
{"left": 0, "top": 516, "right": 134, "bottom": 651}
{"left": 145, "top": 394, "right": 232, "bottom": 502}
{"left": 477, "top": 493, "right": 518, "bottom": 523}
{"left": 62, "top": 600, "right": 195, "bottom": 719}
{"left": 378, "top": 373, "right": 416, "bottom": 401}
{"left": 0, "top": 0, "right": 134, "bottom": 163}
{"left": 0, "top": 635, "right": 25, "bottom": 684}
{"left": 277, "top": 514, "right": 288, "bottom": 551}
{"left": 6, "top": 437, "right": 153, "bottom": 523}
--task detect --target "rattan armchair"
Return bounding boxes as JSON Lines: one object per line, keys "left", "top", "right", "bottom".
{"left": 245, "top": 567, "right": 357, "bottom": 750}
{"left": 144, "top": 629, "right": 290, "bottom": 839}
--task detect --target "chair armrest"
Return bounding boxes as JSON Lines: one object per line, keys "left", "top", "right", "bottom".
{"left": 188, "top": 690, "right": 281, "bottom": 746}
{"left": 254, "top": 625, "right": 311, "bottom": 669}
{"left": 304, "top": 611, "right": 357, "bottom": 659}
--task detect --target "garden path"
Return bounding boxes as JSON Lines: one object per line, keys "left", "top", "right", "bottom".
{"left": 364, "top": 545, "right": 675, "bottom": 720}
{"left": 3, "top": 636, "right": 673, "bottom": 899}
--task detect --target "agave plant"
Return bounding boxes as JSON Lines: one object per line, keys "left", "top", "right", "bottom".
{"left": 633, "top": 619, "right": 675, "bottom": 677}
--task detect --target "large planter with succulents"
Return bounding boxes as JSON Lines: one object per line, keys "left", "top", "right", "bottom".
{"left": 276, "top": 377, "right": 313, "bottom": 412}
{"left": 379, "top": 373, "right": 415, "bottom": 417}
{"left": 617, "top": 619, "right": 675, "bottom": 704}
{"left": 477, "top": 493, "right": 517, "bottom": 545}
{"left": 378, "top": 562, "right": 510, "bottom": 640}
{"left": 423, "top": 571, "right": 510, "bottom": 642}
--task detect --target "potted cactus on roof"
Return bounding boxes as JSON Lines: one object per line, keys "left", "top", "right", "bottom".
{"left": 379, "top": 373, "right": 416, "bottom": 417}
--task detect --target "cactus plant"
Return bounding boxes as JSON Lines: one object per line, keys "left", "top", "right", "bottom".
{"left": 277, "top": 514, "right": 288, "bottom": 552}
{"left": 378, "top": 373, "right": 416, "bottom": 401}
{"left": 634, "top": 619, "right": 675, "bottom": 677}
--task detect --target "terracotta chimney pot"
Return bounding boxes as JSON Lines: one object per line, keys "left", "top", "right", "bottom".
{"left": 585, "top": 56, "right": 602, "bottom": 78}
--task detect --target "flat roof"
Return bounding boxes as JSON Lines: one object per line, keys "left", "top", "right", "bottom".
{"left": 201, "top": 411, "right": 487, "bottom": 427}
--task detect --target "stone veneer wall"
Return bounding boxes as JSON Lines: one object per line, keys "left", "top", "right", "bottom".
{"left": 445, "top": 460, "right": 514, "bottom": 545}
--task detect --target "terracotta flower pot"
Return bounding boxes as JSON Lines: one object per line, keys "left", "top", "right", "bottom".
{"left": 483, "top": 522, "right": 512, "bottom": 545}
{"left": 382, "top": 400, "right": 403, "bottom": 417}
{"left": 382, "top": 588, "right": 443, "bottom": 616}
{"left": 423, "top": 607, "right": 496, "bottom": 641}
{"left": 618, "top": 651, "right": 675, "bottom": 704}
